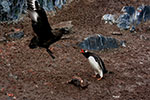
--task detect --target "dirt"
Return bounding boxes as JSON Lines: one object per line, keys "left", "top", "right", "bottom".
{"left": 0, "top": 0, "right": 150, "bottom": 100}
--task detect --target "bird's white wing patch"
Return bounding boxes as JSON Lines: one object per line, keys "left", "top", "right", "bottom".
{"left": 28, "top": 11, "right": 39, "bottom": 22}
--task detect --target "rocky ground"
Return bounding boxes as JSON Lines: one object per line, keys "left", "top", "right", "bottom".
{"left": 0, "top": 0, "right": 150, "bottom": 100}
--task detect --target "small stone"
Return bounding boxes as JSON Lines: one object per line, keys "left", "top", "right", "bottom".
{"left": 130, "top": 26, "right": 136, "bottom": 33}
{"left": 9, "top": 73, "right": 18, "bottom": 79}
{"left": 13, "top": 96, "right": 16, "bottom": 100}
{"left": 139, "top": 62, "right": 143, "bottom": 64}
{"left": 112, "top": 32, "right": 122, "bottom": 35}
{"left": 52, "top": 21, "right": 73, "bottom": 34}
{"left": 7, "top": 63, "right": 11, "bottom": 66}
{"left": 68, "top": 76, "right": 89, "bottom": 89}
{"left": 8, "top": 31, "right": 24, "bottom": 39}
{"left": 0, "top": 37, "right": 6, "bottom": 42}
{"left": 50, "top": 91, "right": 54, "bottom": 94}
{"left": 66, "top": 57, "right": 72, "bottom": 63}
{"left": 101, "top": 14, "right": 116, "bottom": 24}
{"left": 113, "top": 95, "right": 120, "bottom": 99}
{"left": 52, "top": 21, "right": 73, "bottom": 29}
{"left": 140, "top": 35, "right": 150, "bottom": 40}
{"left": 35, "top": 85, "right": 38, "bottom": 88}
{"left": 120, "top": 41, "right": 126, "bottom": 47}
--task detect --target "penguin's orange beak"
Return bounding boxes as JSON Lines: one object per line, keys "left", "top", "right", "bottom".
{"left": 80, "top": 49, "right": 84, "bottom": 53}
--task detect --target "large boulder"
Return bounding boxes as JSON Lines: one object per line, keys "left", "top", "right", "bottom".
{"left": 78, "top": 34, "right": 124, "bottom": 50}
{"left": 0, "top": 0, "right": 25, "bottom": 22}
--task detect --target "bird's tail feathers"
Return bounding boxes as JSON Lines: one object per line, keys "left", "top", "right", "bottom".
{"left": 105, "top": 70, "right": 114, "bottom": 74}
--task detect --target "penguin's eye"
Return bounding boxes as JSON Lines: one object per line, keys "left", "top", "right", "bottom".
{"left": 85, "top": 50, "right": 88, "bottom": 53}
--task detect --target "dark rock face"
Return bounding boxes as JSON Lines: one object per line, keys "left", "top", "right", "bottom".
{"left": 7, "top": 31, "right": 24, "bottom": 40}
{"left": 0, "top": 0, "right": 66, "bottom": 22}
{"left": 116, "top": 14, "right": 131, "bottom": 30}
{"left": 78, "top": 34, "right": 121, "bottom": 50}
{"left": 0, "top": 0, "right": 25, "bottom": 22}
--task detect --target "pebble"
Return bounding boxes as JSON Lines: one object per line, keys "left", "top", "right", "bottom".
{"left": 113, "top": 95, "right": 120, "bottom": 99}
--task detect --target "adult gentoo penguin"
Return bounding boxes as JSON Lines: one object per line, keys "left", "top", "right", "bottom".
{"left": 80, "top": 49, "right": 109, "bottom": 80}
{"left": 27, "top": 0, "right": 66, "bottom": 59}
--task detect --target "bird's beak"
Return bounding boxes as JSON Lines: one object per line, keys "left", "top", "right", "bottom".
{"left": 80, "top": 49, "right": 84, "bottom": 53}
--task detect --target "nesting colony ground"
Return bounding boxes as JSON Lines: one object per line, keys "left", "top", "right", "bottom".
{"left": 0, "top": 0, "right": 150, "bottom": 100}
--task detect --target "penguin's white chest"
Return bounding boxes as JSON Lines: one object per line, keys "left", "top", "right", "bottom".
{"left": 88, "top": 56, "right": 100, "bottom": 70}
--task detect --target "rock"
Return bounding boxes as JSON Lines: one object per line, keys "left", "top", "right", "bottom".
{"left": 52, "top": 21, "right": 74, "bottom": 35}
{"left": 116, "top": 13, "right": 131, "bottom": 30}
{"left": 0, "top": 37, "right": 6, "bottom": 43}
{"left": 102, "top": 5, "right": 150, "bottom": 32}
{"left": 54, "top": 0, "right": 66, "bottom": 9}
{"left": 0, "top": 0, "right": 25, "bottom": 22}
{"left": 65, "top": 57, "right": 72, "bottom": 63}
{"left": 111, "top": 32, "right": 122, "bottom": 35}
{"left": 121, "top": 6, "right": 135, "bottom": 16}
{"left": 113, "top": 95, "right": 120, "bottom": 99}
{"left": 101, "top": 14, "right": 116, "bottom": 25}
{"left": 9, "top": 73, "right": 18, "bottom": 80}
{"left": 120, "top": 41, "right": 126, "bottom": 47}
{"left": 78, "top": 34, "right": 123, "bottom": 50}
{"left": 140, "top": 34, "right": 150, "bottom": 40}
{"left": 52, "top": 21, "right": 73, "bottom": 32}
{"left": 67, "top": 76, "right": 89, "bottom": 89}
{"left": 4, "top": 31, "right": 24, "bottom": 41}
{"left": 9, "top": 31, "right": 24, "bottom": 39}
{"left": 136, "top": 5, "right": 150, "bottom": 23}
{"left": 130, "top": 26, "right": 136, "bottom": 33}
{"left": 52, "top": 21, "right": 73, "bottom": 29}
{"left": 0, "top": 0, "right": 67, "bottom": 22}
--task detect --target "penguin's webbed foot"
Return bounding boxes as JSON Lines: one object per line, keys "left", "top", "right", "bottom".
{"left": 97, "top": 77, "right": 102, "bottom": 81}
{"left": 93, "top": 74, "right": 103, "bottom": 81}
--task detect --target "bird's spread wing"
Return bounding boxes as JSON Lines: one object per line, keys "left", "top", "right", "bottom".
{"left": 27, "top": 0, "right": 54, "bottom": 40}
{"left": 27, "top": 0, "right": 39, "bottom": 22}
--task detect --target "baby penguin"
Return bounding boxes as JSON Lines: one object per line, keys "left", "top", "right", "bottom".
{"left": 80, "top": 49, "right": 108, "bottom": 80}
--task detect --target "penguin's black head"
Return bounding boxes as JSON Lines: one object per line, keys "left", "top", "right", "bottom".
{"left": 80, "top": 49, "right": 88, "bottom": 54}
{"left": 80, "top": 49, "right": 90, "bottom": 58}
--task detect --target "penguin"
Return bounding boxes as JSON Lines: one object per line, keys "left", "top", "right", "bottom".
{"left": 80, "top": 49, "right": 109, "bottom": 80}
{"left": 27, "top": 0, "right": 67, "bottom": 59}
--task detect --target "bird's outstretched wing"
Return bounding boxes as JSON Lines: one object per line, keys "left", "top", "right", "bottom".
{"left": 27, "top": 0, "right": 54, "bottom": 40}
{"left": 27, "top": 0, "right": 56, "bottom": 59}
